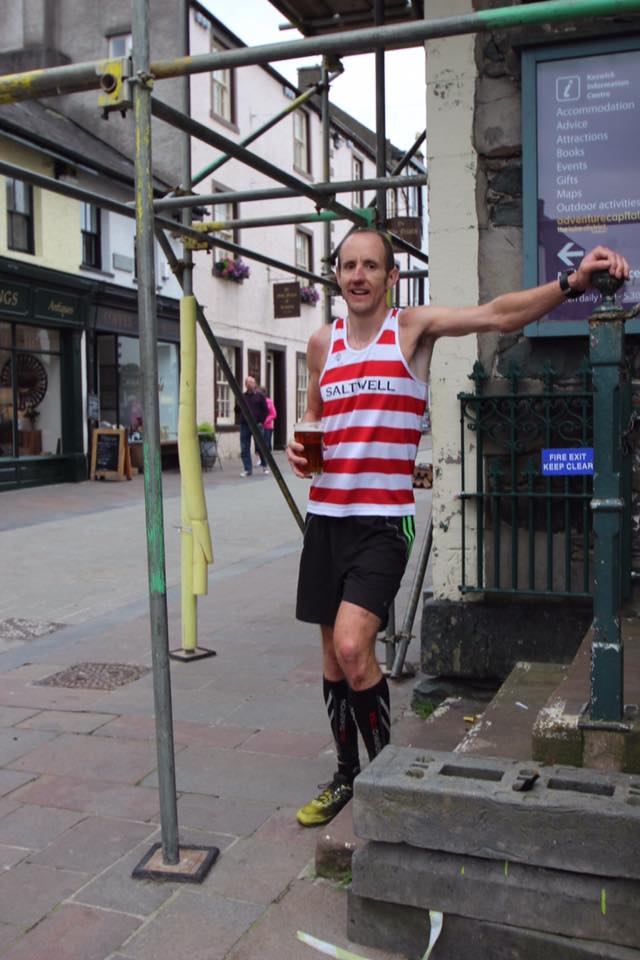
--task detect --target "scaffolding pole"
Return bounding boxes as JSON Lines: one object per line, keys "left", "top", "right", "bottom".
{"left": 131, "top": 0, "right": 179, "bottom": 868}
{"left": 3, "top": 0, "right": 637, "bottom": 105}
{"left": 151, "top": 174, "right": 427, "bottom": 212}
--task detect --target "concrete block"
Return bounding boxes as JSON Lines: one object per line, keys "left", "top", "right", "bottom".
{"left": 353, "top": 746, "right": 640, "bottom": 879}
{"left": 348, "top": 893, "right": 640, "bottom": 960}
{"left": 421, "top": 598, "right": 591, "bottom": 681}
{"left": 351, "top": 841, "right": 640, "bottom": 949}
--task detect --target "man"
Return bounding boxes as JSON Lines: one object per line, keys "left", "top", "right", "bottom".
{"left": 238, "top": 375, "right": 268, "bottom": 477}
{"left": 286, "top": 228, "right": 629, "bottom": 827}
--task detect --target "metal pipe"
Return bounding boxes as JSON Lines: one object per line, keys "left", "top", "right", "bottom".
{"left": 151, "top": 174, "right": 427, "bottom": 211}
{"left": 3, "top": 0, "right": 638, "bottom": 104}
{"left": 151, "top": 97, "right": 369, "bottom": 228}
{"left": 390, "top": 514, "right": 433, "bottom": 679}
{"left": 321, "top": 59, "right": 333, "bottom": 326}
{"left": 374, "top": 0, "right": 387, "bottom": 228}
{"left": 132, "top": 0, "right": 179, "bottom": 865}
{"left": 197, "top": 209, "right": 373, "bottom": 232}
{"left": 0, "top": 158, "right": 336, "bottom": 288}
{"left": 190, "top": 80, "right": 327, "bottom": 189}
{"left": 154, "top": 228, "right": 306, "bottom": 533}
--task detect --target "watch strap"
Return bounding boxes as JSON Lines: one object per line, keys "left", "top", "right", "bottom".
{"left": 559, "top": 270, "right": 584, "bottom": 299}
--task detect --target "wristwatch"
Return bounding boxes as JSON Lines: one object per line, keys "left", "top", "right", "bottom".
{"left": 558, "top": 270, "right": 584, "bottom": 299}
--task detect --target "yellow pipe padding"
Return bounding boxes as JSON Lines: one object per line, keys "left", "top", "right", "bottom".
{"left": 178, "top": 295, "right": 213, "bottom": 615}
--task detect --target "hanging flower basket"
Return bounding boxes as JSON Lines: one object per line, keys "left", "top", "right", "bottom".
{"left": 214, "top": 256, "right": 250, "bottom": 282}
{"left": 300, "top": 285, "right": 320, "bottom": 306}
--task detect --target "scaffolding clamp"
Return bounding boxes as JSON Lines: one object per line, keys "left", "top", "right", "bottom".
{"left": 182, "top": 223, "right": 213, "bottom": 251}
{"left": 97, "top": 57, "right": 133, "bottom": 118}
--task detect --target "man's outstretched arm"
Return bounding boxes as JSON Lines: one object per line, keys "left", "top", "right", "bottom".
{"left": 404, "top": 246, "right": 630, "bottom": 341}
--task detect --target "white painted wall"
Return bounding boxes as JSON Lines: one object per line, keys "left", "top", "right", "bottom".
{"left": 425, "top": 0, "right": 480, "bottom": 601}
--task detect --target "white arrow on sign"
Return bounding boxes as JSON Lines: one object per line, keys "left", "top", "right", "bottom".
{"left": 558, "top": 241, "right": 584, "bottom": 267}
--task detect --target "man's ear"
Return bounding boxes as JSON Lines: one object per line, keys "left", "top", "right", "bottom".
{"left": 386, "top": 265, "right": 400, "bottom": 289}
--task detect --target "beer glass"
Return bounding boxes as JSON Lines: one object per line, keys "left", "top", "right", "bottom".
{"left": 293, "top": 422, "right": 324, "bottom": 475}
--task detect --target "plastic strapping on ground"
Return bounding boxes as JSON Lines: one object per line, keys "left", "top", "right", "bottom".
{"left": 297, "top": 912, "right": 443, "bottom": 960}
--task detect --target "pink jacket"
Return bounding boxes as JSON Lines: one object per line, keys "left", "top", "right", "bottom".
{"left": 264, "top": 396, "right": 277, "bottom": 430}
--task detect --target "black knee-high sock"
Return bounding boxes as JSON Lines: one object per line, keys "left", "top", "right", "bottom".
{"left": 349, "top": 675, "right": 391, "bottom": 761}
{"left": 323, "top": 677, "right": 360, "bottom": 782}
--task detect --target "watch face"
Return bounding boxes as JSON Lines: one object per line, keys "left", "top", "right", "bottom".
{"left": 1, "top": 354, "right": 48, "bottom": 410}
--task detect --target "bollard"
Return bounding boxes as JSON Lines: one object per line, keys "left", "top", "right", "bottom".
{"left": 588, "top": 270, "right": 626, "bottom": 723}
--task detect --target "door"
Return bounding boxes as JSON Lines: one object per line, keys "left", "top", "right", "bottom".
{"left": 266, "top": 347, "right": 286, "bottom": 449}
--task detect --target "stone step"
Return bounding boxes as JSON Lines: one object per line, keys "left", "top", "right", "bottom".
{"left": 456, "top": 661, "right": 567, "bottom": 759}
{"left": 347, "top": 893, "right": 640, "bottom": 960}
{"left": 351, "top": 841, "right": 640, "bottom": 950}
{"left": 353, "top": 745, "right": 640, "bottom": 879}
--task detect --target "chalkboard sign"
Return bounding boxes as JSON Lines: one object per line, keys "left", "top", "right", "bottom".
{"left": 90, "top": 428, "right": 132, "bottom": 481}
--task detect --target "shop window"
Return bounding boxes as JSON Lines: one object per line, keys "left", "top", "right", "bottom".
{"left": 295, "top": 229, "right": 313, "bottom": 273}
{"left": 211, "top": 38, "right": 235, "bottom": 124}
{"left": 81, "top": 203, "right": 102, "bottom": 270}
{"left": 248, "top": 349, "right": 261, "bottom": 385}
{"left": 296, "top": 352, "right": 308, "bottom": 422}
{"left": 6, "top": 179, "right": 34, "bottom": 254}
{"left": 215, "top": 343, "right": 240, "bottom": 427}
{"left": 158, "top": 341, "right": 179, "bottom": 441}
{"left": 293, "top": 110, "right": 311, "bottom": 174}
{"left": 0, "top": 323, "right": 63, "bottom": 457}
{"left": 352, "top": 155, "right": 364, "bottom": 208}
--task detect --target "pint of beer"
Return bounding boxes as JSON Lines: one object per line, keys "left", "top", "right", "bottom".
{"left": 294, "top": 422, "right": 324, "bottom": 475}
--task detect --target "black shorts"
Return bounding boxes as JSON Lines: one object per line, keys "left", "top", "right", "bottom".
{"left": 296, "top": 514, "right": 415, "bottom": 628}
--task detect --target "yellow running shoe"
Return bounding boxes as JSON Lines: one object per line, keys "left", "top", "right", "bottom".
{"left": 296, "top": 773, "right": 353, "bottom": 827}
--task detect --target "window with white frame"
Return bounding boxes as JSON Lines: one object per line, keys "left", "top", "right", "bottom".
{"left": 295, "top": 229, "right": 313, "bottom": 273}
{"left": 293, "top": 110, "right": 310, "bottom": 174}
{"left": 107, "top": 33, "right": 132, "bottom": 58}
{"left": 6, "top": 179, "right": 34, "bottom": 254}
{"left": 296, "top": 353, "right": 308, "bottom": 422}
{"left": 81, "top": 203, "right": 101, "bottom": 269}
{"left": 387, "top": 188, "right": 398, "bottom": 219}
{"left": 211, "top": 39, "right": 235, "bottom": 123}
{"left": 215, "top": 343, "right": 239, "bottom": 426}
{"left": 352, "top": 155, "right": 364, "bottom": 208}
{"left": 212, "top": 188, "right": 238, "bottom": 265}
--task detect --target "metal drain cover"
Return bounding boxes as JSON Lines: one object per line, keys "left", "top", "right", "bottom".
{"left": 36, "top": 662, "right": 150, "bottom": 690}
{"left": 0, "top": 618, "right": 65, "bottom": 642}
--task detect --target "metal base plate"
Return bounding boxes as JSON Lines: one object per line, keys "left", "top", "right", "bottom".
{"left": 169, "top": 646, "right": 216, "bottom": 662}
{"left": 132, "top": 842, "right": 219, "bottom": 883}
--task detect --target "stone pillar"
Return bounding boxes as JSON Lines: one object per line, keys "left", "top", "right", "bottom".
{"left": 426, "top": 0, "right": 480, "bottom": 601}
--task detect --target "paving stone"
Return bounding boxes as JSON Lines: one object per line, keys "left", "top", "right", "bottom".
{"left": 12, "top": 774, "right": 160, "bottom": 820}
{"left": 97, "top": 715, "right": 255, "bottom": 748}
{"left": 352, "top": 841, "right": 640, "bottom": 949}
{"left": 239, "top": 729, "right": 331, "bottom": 758}
{"left": 0, "top": 678, "right": 102, "bottom": 711}
{"left": 118, "top": 889, "right": 263, "bottom": 960}
{"left": 0, "top": 706, "right": 39, "bottom": 727}
{"left": 0, "top": 803, "right": 86, "bottom": 848}
{"left": 174, "top": 793, "right": 276, "bottom": 837}
{"left": 16, "top": 710, "right": 114, "bottom": 734}
{"left": 0, "top": 797, "right": 19, "bottom": 820}
{"left": 0, "top": 923, "right": 20, "bottom": 955}
{"left": 0, "top": 728, "right": 56, "bottom": 766}
{"left": 353, "top": 746, "right": 640, "bottom": 879}
{"left": 348, "top": 894, "right": 640, "bottom": 960}
{"left": 201, "top": 835, "right": 314, "bottom": 906}
{"left": 0, "top": 861, "right": 89, "bottom": 926}
{"left": 0, "top": 770, "right": 34, "bottom": 797}
{"left": 9, "top": 732, "right": 161, "bottom": 783}
{"left": 0, "top": 902, "right": 140, "bottom": 960}
{"left": 315, "top": 800, "right": 358, "bottom": 881}
{"left": 30, "top": 815, "right": 155, "bottom": 872}
{"left": 225, "top": 694, "right": 328, "bottom": 732}
{"left": 226, "top": 877, "right": 406, "bottom": 960}
{"left": 0, "top": 844, "right": 28, "bottom": 870}
{"left": 253, "top": 807, "right": 321, "bottom": 854}
{"left": 146, "top": 744, "right": 334, "bottom": 806}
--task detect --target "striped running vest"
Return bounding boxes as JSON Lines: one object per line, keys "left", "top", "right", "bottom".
{"left": 308, "top": 308, "right": 428, "bottom": 518}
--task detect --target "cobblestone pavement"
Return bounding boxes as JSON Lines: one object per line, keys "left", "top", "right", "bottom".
{"left": 0, "top": 445, "right": 447, "bottom": 960}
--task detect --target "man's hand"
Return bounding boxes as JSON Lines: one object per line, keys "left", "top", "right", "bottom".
{"left": 286, "top": 437, "right": 311, "bottom": 479}
{"left": 571, "top": 246, "right": 630, "bottom": 294}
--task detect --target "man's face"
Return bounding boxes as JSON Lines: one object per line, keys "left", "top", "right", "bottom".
{"left": 246, "top": 377, "right": 256, "bottom": 392}
{"left": 335, "top": 233, "right": 398, "bottom": 317}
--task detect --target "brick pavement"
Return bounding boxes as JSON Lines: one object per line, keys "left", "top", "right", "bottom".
{"left": 0, "top": 447, "right": 453, "bottom": 960}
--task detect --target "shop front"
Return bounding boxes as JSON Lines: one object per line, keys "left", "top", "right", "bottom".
{"left": 0, "top": 259, "right": 88, "bottom": 490}
{"left": 88, "top": 287, "right": 180, "bottom": 470}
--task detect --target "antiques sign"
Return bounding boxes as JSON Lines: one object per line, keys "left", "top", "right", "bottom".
{"left": 273, "top": 281, "right": 300, "bottom": 318}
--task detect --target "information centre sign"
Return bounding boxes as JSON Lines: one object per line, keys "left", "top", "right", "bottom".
{"left": 523, "top": 39, "right": 640, "bottom": 336}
